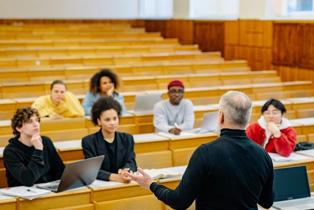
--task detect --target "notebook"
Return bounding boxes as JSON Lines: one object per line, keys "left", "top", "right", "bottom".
{"left": 133, "top": 93, "right": 162, "bottom": 114}
{"left": 273, "top": 166, "right": 314, "bottom": 210}
{"left": 36, "top": 155, "right": 104, "bottom": 192}
{"left": 191, "top": 111, "right": 218, "bottom": 134}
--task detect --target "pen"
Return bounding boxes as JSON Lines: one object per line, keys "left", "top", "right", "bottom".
{"left": 26, "top": 188, "right": 37, "bottom": 193}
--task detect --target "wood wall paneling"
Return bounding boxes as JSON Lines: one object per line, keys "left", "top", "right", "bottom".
{"left": 144, "top": 20, "right": 224, "bottom": 53}
{"left": 298, "top": 24, "right": 314, "bottom": 69}
{"left": 194, "top": 21, "right": 224, "bottom": 55}
{"left": 166, "top": 20, "right": 194, "bottom": 44}
{"left": 272, "top": 23, "right": 299, "bottom": 67}
{"left": 224, "top": 20, "right": 273, "bottom": 70}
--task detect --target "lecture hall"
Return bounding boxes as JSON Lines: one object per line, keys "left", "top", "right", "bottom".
{"left": 0, "top": 0, "right": 314, "bottom": 209}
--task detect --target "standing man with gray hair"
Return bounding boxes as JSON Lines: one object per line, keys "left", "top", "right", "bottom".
{"left": 129, "top": 91, "right": 274, "bottom": 210}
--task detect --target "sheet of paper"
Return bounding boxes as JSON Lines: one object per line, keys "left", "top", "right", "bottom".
{"left": 89, "top": 180, "right": 124, "bottom": 188}
{"left": 158, "top": 131, "right": 196, "bottom": 139}
{"left": 296, "top": 149, "right": 314, "bottom": 157}
{"left": 0, "top": 186, "right": 51, "bottom": 200}
{"left": 144, "top": 166, "right": 187, "bottom": 179}
{"left": 133, "top": 133, "right": 168, "bottom": 143}
{"left": 268, "top": 152, "right": 312, "bottom": 163}
{"left": 0, "top": 193, "right": 15, "bottom": 200}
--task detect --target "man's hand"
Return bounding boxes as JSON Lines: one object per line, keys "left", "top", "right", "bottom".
{"left": 31, "top": 133, "right": 43, "bottom": 150}
{"left": 128, "top": 167, "right": 153, "bottom": 190}
{"left": 169, "top": 127, "right": 181, "bottom": 135}
{"left": 267, "top": 122, "right": 281, "bottom": 138}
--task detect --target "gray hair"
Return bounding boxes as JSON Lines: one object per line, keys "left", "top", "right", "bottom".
{"left": 218, "top": 91, "right": 252, "bottom": 128}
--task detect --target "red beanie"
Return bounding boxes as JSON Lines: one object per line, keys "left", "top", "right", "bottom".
{"left": 167, "top": 80, "right": 184, "bottom": 90}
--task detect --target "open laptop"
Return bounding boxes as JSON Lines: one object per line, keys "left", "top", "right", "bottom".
{"left": 273, "top": 166, "right": 314, "bottom": 210}
{"left": 36, "top": 155, "right": 104, "bottom": 192}
{"left": 133, "top": 92, "right": 162, "bottom": 114}
{"left": 191, "top": 111, "right": 218, "bottom": 134}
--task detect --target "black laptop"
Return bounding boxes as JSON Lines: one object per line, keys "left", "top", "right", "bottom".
{"left": 273, "top": 166, "right": 314, "bottom": 210}
{"left": 36, "top": 155, "right": 104, "bottom": 192}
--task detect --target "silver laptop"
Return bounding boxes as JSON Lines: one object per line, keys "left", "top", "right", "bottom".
{"left": 36, "top": 155, "right": 104, "bottom": 192}
{"left": 273, "top": 166, "right": 314, "bottom": 210}
{"left": 134, "top": 93, "right": 162, "bottom": 114}
{"left": 192, "top": 111, "right": 218, "bottom": 134}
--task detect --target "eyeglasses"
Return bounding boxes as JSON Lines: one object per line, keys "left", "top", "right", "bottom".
{"left": 169, "top": 89, "right": 184, "bottom": 94}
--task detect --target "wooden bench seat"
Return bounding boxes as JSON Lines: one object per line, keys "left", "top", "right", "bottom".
{"left": 0, "top": 70, "right": 277, "bottom": 98}
{"left": 0, "top": 60, "right": 249, "bottom": 82}
{"left": 0, "top": 38, "right": 179, "bottom": 48}
{"left": 0, "top": 32, "right": 162, "bottom": 40}
{"left": 0, "top": 81, "right": 311, "bottom": 121}
{"left": 1, "top": 93, "right": 314, "bottom": 144}
{"left": 0, "top": 45, "right": 201, "bottom": 58}
{"left": 0, "top": 51, "right": 223, "bottom": 68}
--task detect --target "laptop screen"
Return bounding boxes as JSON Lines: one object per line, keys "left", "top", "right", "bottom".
{"left": 134, "top": 93, "right": 162, "bottom": 113}
{"left": 274, "top": 166, "right": 310, "bottom": 201}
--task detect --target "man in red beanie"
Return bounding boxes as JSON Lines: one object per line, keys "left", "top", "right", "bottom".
{"left": 153, "top": 80, "right": 194, "bottom": 135}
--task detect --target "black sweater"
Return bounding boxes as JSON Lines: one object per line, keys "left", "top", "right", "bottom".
{"left": 150, "top": 129, "right": 274, "bottom": 210}
{"left": 81, "top": 130, "right": 137, "bottom": 181}
{"left": 3, "top": 136, "right": 64, "bottom": 187}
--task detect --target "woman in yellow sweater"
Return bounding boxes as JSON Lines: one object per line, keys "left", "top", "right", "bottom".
{"left": 32, "top": 80, "right": 84, "bottom": 119}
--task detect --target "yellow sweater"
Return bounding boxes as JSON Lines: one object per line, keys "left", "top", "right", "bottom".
{"left": 32, "top": 92, "right": 84, "bottom": 118}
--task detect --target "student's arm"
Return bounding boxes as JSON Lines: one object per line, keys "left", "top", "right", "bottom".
{"left": 3, "top": 147, "right": 46, "bottom": 186}
{"left": 153, "top": 103, "right": 173, "bottom": 133}
{"left": 45, "top": 138, "right": 65, "bottom": 180}
{"left": 271, "top": 127, "right": 297, "bottom": 157}
{"left": 149, "top": 146, "right": 207, "bottom": 209}
{"left": 65, "top": 92, "right": 84, "bottom": 117}
{"left": 177, "top": 100, "right": 194, "bottom": 131}
{"left": 114, "top": 94, "right": 127, "bottom": 115}
{"left": 82, "top": 92, "right": 94, "bottom": 116}
{"left": 121, "top": 135, "right": 137, "bottom": 172}
{"left": 81, "top": 137, "right": 111, "bottom": 181}
{"left": 32, "top": 96, "right": 53, "bottom": 118}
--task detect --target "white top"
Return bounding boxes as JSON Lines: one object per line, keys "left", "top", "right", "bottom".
{"left": 0, "top": 147, "right": 4, "bottom": 158}
{"left": 153, "top": 99, "right": 195, "bottom": 133}
{"left": 133, "top": 133, "right": 168, "bottom": 143}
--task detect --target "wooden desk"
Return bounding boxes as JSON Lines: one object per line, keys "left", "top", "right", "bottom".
{"left": 53, "top": 133, "right": 172, "bottom": 169}
{"left": 90, "top": 176, "right": 181, "bottom": 210}
{"left": 0, "top": 195, "right": 16, "bottom": 210}
{"left": 2, "top": 105, "right": 314, "bottom": 146}
{"left": 133, "top": 133, "right": 171, "bottom": 169}
{"left": 17, "top": 188, "right": 92, "bottom": 210}
{"left": 0, "top": 158, "right": 314, "bottom": 210}
{"left": 165, "top": 133, "right": 217, "bottom": 166}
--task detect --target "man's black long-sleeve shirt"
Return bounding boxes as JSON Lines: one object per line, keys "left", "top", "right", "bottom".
{"left": 150, "top": 129, "right": 274, "bottom": 210}
{"left": 3, "top": 136, "right": 64, "bottom": 187}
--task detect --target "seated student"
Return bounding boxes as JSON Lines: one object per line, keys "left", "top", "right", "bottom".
{"left": 32, "top": 80, "right": 84, "bottom": 119}
{"left": 246, "top": 98, "right": 296, "bottom": 157}
{"left": 3, "top": 107, "right": 64, "bottom": 187}
{"left": 153, "top": 80, "right": 194, "bottom": 135}
{"left": 82, "top": 69, "right": 126, "bottom": 116}
{"left": 81, "top": 97, "right": 136, "bottom": 183}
